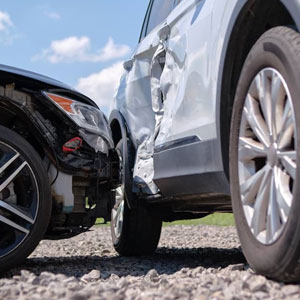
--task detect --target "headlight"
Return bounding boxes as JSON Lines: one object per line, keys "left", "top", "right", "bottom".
{"left": 43, "top": 92, "right": 112, "bottom": 153}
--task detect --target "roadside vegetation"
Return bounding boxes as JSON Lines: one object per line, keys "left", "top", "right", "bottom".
{"left": 96, "top": 213, "right": 235, "bottom": 227}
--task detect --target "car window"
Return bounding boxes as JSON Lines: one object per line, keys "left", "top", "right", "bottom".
{"left": 146, "top": 0, "right": 174, "bottom": 35}
{"left": 139, "top": 0, "right": 153, "bottom": 41}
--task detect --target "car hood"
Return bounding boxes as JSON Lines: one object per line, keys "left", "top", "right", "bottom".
{"left": 0, "top": 64, "right": 114, "bottom": 149}
{"left": 0, "top": 64, "right": 101, "bottom": 108}
{"left": 0, "top": 64, "right": 73, "bottom": 90}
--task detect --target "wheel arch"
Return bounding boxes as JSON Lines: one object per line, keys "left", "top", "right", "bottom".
{"left": 109, "top": 110, "right": 136, "bottom": 209}
{"left": 217, "top": 0, "right": 299, "bottom": 178}
{"left": 0, "top": 100, "right": 52, "bottom": 161}
{"left": 109, "top": 109, "right": 127, "bottom": 147}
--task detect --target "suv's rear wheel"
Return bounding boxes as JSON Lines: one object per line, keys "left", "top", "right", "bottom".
{"left": 230, "top": 27, "right": 300, "bottom": 282}
{"left": 0, "top": 126, "right": 51, "bottom": 272}
{"left": 111, "top": 139, "right": 162, "bottom": 256}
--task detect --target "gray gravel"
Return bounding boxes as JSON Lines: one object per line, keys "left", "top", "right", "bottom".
{"left": 1, "top": 225, "right": 300, "bottom": 299}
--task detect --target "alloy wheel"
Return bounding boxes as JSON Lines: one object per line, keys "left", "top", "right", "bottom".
{"left": 0, "top": 142, "right": 39, "bottom": 257}
{"left": 111, "top": 149, "right": 125, "bottom": 240}
{"left": 238, "top": 68, "right": 296, "bottom": 244}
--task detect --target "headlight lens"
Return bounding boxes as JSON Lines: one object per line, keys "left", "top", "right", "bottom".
{"left": 43, "top": 92, "right": 112, "bottom": 152}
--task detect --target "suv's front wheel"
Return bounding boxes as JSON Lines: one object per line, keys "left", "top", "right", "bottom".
{"left": 111, "top": 139, "right": 162, "bottom": 256}
{"left": 230, "top": 27, "right": 300, "bottom": 282}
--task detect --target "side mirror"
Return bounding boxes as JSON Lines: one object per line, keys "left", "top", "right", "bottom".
{"left": 123, "top": 59, "right": 133, "bottom": 71}
{"left": 158, "top": 24, "right": 170, "bottom": 42}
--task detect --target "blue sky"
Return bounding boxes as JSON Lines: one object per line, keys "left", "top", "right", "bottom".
{"left": 0, "top": 1, "right": 149, "bottom": 113}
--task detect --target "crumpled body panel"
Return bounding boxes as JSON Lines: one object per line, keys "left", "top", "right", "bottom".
{"left": 116, "top": 57, "right": 158, "bottom": 193}
{"left": 114, "top": 0, "right": 231, "bottom": 194}
{"left": 156, "top": 0, "right": 218, "bottom": 146}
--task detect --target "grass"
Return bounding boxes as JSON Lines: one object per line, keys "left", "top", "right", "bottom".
{"left": 163, "top": 213, "right": 235, "bottom": 227}
{"left": 96, "top": 213, "right": 235, "bottom": 227}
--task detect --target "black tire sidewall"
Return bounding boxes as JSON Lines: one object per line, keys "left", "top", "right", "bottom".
{"left": 110, "top": 139, "right": 132, "bottom": 248}
{"left": 111, "top": 138, "right": 162, "bottom": 255}
{"left": 0, "top": 126, "right": 51, "bottom": 272}
{"left": 230, "top": 27, "right": 300, "bottom": 278}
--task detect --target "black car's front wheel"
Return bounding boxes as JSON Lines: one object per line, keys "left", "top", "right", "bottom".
{"left": 230, "top": 27, "right": 300, "bottom": 282}
{"left": 111, "top": 139, "right": 162, "bottom": 256}
{"left": 0, "top": 126, "right": 51, "bottom": 272}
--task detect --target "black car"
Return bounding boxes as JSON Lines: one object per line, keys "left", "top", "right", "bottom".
{"left": 0, "top": 65, "right": 118, "bottom": 272}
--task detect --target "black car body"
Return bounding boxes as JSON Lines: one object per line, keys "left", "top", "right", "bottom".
{"left": 0, "top": 65, "right": 118, "bottom": 271}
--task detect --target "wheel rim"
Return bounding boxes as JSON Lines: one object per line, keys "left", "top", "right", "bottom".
{"left": 111, "top": 149, "right": 125, "bottom": 240}
{"left": 238, "top": 68, "right": 296, "bottom": 245}
{"left": 0, "top": 142, "right": 39, "bottom": 258}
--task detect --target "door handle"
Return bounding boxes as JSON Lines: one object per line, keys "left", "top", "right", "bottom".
{"left": 158, "top": 24, "right": 170, "bottom": 42}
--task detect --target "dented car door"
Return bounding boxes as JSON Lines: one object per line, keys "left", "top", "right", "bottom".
{"left": 115, "top": 0, "right": 174, "bottom": 194}
{"left": 152, "top": 0, "right": 232, "bottom": 197}
{"left": 155, "top": 0, "right": 217, "bottom": 146}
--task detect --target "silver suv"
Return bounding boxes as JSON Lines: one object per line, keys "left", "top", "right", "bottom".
{"left": 109, "top": 0, "right": 300, "bottom": 281}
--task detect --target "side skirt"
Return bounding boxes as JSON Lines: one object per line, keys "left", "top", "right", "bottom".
{"left": 153, "top": 138, "right": 230, "bottom": 198}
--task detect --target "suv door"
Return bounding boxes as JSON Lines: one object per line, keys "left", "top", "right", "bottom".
{"left": 155, "top": 0, "right": 217, "bottom": 147}
{"left": 152, "top": 0, "right": 231, "bottom": 197}
{"left": 116, "top": 0, "right": 174, "bottom": 194}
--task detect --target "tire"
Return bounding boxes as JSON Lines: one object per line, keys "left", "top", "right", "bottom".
{"left": 110, "top": 139, "right": 162, "bottom": 256}
{"left": 0, "top": 126, "right": 51, "bottom": 272}
{"left": 230, "top": 27, "right": 300, "bottom": 282}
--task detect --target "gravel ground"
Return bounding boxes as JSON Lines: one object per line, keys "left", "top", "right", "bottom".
{"left": 1, "top": 225, "right": 300, "bottom": 300}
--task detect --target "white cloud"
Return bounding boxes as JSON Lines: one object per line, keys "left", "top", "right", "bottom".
{"left": 76, "top": 62, "right": 125, "bottom": 113}
{"left": 45, "top": 11, "right": 61, "bottom": 20}
{"left": 96, "top": 38, "right": 130, "bottom": 62}
{"left": 0, "top": 11, "right": 17, "bottom": 45}
{"left": 0, "top": 11, "right": 13, "bottom": 32}
{"left": 32, "top": 36, "right": 130, "bottom": 63}
{"left": 49, "top": 36, "right": 90, "bottom": 63}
